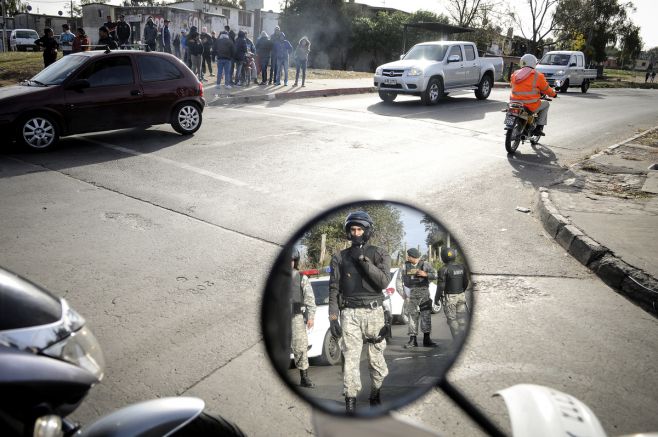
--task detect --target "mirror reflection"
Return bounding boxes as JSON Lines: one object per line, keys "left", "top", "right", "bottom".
{"left": 263, "top": 201, "right": 472, "bottom": 417}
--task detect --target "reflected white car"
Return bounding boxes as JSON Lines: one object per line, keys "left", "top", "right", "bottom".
{"left": 387, "top": 268, "right": 442, "bottom": 324}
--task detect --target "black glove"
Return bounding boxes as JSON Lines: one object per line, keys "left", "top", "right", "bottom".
{"left": 349, "top": 244, "right": 365, "bottom": 262}
{"left": 330, "top": 319, "right": 342, "bottom": 338}
{"left": 379, "top": 310, "right": 392, "bottom": 340}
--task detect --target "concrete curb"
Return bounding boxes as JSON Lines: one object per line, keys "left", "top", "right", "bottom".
{"left": 208, "top": 86, "right": 375, "bottom": 106}
{"left": 536, "top": 127, "right": 658, "bottom": 315}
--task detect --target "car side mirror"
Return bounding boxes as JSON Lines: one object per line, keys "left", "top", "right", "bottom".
{"left": 569, "top": 62, "right": 576, "bottom": 67}
{"left": 67, "top": 79, "right": 90, "bottom": 90}
{"left": 400, "top": 54, "right": 404, "bottom": 60}
{"left": 447, "top": 55, "right": 461, "bottom": 63}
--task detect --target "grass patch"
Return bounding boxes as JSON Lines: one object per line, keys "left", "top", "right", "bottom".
{"left": 581, "top": 163, "right": 603, "bottom": 173}
{"left": 635, "top": 129, "right": 658, "bottom": 147}
{"left": 0, "top": 52, "right": 51, "bottom": 86}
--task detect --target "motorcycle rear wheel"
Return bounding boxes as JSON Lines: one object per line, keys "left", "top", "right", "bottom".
{"left": 505, "top": 120, "right": 523, "bottom": 154}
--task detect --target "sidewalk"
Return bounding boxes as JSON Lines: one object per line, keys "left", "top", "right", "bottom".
{"left": 205, "top": 76, "right": 511, "bottom": 106}
{"left": 537, "top": 127, "right": 658, "bottom": 315}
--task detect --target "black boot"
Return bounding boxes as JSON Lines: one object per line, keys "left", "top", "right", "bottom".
{"left": 369, "top": 389, "right": 381, "bottom": 406}
{"left": 345, "top": 396, "right": 356, "bottom": 414}
{"left": 423, "top": 333, "right": 438, "bottom": 347}
{"left": 532, "top": 125, "right": 545, "bottom": 136}
{"left": 404, "top": 335, "right": 418, "bottom": 349}
{"left": 300, "top": 369, "right": 315, "bottom": 388}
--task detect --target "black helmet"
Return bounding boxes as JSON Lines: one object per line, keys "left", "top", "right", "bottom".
{"left": 407, "top": 248, "right": 421, "bottom": 259}
{"left": 344, "top": 211, "right": 373, "bottom": 244}
{"left": 441, "top": 247, "right": 457, "bottom": 263}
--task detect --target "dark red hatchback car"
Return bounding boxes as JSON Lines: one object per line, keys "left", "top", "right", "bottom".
{"left": 0, "top": 50, "right": 205, "bottom": 151}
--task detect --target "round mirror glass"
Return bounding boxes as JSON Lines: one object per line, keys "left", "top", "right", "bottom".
{"left": 262, "top": 201, "right": 473, "bottom": 417}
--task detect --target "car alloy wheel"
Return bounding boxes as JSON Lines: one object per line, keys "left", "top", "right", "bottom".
{"left": 177, "top": 105, "right": 200, "bottom": 131}
{"left": 21, "top": 116, "right": 58, "bottom": 150}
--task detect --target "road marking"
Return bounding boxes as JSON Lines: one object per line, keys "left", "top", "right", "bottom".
{"left": 394, "top": 356, "right": 413, "bottom": 361}
{"left": 82, "top": 137, "right": 259, "bottom": 190}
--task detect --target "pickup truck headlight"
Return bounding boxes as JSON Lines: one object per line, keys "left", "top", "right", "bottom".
{"left": 407, "top": 67, "right": 423, "bottom": 77}
{"left": 555, "top": 70, "right": 565, "bottom": 76}
{"left": 375, "top": 67, "right": 382, "bottom": 76}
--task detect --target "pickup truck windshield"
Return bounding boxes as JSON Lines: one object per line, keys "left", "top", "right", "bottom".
{"left": 539, "top": 54, "right": 570, "bottom": 66}
{"left": 404, "top": 44, "right": 448, "bottom": 61}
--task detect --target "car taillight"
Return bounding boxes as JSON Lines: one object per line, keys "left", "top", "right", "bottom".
{"left": 198, "top": 82, "right": 203, "bottom": 97}
{"left": 386, "top": 287, "right": 395, "bottom": 295}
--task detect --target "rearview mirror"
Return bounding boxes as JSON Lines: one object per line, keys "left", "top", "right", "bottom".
{"left": 447, "top": 55, "right": 461, "bottom": 63}
{"left": 261, "top": 201, "right": 472, "bottom": 417}
{"left": 569, "top": 62, "right": 577, "bottom": 67}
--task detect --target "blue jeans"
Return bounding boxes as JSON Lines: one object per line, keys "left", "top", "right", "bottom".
{"left": 259, "top": 57, "right": 269, "bottom": 83}
{"left": 276, "top": 57, "right": 289, "bottom": 84}
{"left": 217, "top": 58, "right": 231, "bottom": 86}
{"left": 295, "top": 59, "right": 307, "bottom": 85}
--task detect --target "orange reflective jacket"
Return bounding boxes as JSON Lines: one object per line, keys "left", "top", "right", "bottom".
{"left": 510, "top": 67, "right": 556, "bottom": 112}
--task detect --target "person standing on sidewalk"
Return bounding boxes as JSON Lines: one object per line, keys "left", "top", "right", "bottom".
{"left": 143, "top": 17, "right": 157, "bottom": 52}
{"left": 233, "top": 30, "right": 248, "bottom": 86}
{"left": 35, "top": 28, "right": 58, "bottom": 68}
{"left": 435, "top": 247, "right": 469, "bottom": 340}
{"left": 397, "top": 248, "right": 438, "bottom": 348}
{"left": 214, "top": 31, "right": 235, "bottom": 89}
{"left": 200, "top": 27, "right": 213, "bottom": 78}
{"left": 59, "top": 24, "right": 74, "bottom": 56}
{"left": 116, "top": 15, "right": 131, "bottom": 49}
{"left": 290, "top": 248, "right": 316, "bottom": 389}
{"left": 188, "top": 32, "right": 204, "bottom": 81}
{"left": 72, "top": 27, "right": 90, "bottom": 53}
{"left": 275, "top": 32, "right": 293, "bottom": 86}
{"left": 293, "top": 36, "right": 310, "bottom": 87}
{"left": 162, "top": 19, "right": 172, "bottom": 54}
{"left": 269, "top": 27, "right": 282, "bottom": 85}
{"left": 328, "top": 211, "right": 391, "bottom": 414}
{"left": 256, "top": 31, "right": 271, "bottom": 85}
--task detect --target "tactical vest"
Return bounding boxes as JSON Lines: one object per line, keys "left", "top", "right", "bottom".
{"left": 402, "top": 261, "right": 429, "bottom": 289}
{"left": 444, "top": 264, "right": 466, "bottom": 294}
{"left": 339, "top": 245, "right": 381, "bottom": 299}
{"left": 291, "top": 270, "right": 303, "bottom": 312}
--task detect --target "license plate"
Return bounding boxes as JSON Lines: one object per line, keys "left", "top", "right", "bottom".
{"left": 384, "top": 78, "right": 396, "bottom": 85}
{"left": 504, "top": 114, "right": 515, "bottom": 126}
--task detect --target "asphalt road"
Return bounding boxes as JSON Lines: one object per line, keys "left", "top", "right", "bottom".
{"left": 1, "top": 87, "right": 658, "bottom": 436}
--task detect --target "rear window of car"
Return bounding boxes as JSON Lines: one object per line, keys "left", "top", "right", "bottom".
{"left": 16, "top": 31, "right": 39, "bottom": 39}
{"left": 310, "top": 279, "right": 329, "bottom": 305}
{"left": 77, "top": 56, "right": 134, "bottom": 87}
{"left": 137, "top": 56, "right": 183, "bottom": 82}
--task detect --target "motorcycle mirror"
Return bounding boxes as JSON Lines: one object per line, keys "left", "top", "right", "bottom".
{"left": 261, "top": 200, "right": 473, "bottom": 417}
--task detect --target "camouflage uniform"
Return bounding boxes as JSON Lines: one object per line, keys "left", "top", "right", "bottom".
{"left": 291, "top": 272, "right": 316, "bottom": 370}
{"left": 329, "top": 244, "right": 391, "bottom": 400}
{"left": 396, "top": 260, "right": 437, "bottom": 336}
{"left": 437, "top": 262, "right": 469, "bottom": 339}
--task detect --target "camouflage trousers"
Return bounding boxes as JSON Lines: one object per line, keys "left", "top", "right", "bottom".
{"left": 340, "top": 307, "right": 388, "bottom": 398}
{"left": 443, "top": 293, "right": 468, "bottom": 339}
{"left": 291, "top": 313, "right": 309, "bottom": 371}
{"left": 404, "top": 296, "right": 432, "bottom": 336}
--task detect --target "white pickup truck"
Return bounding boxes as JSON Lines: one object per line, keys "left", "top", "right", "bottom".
{"left": 536, "top": 50, "right": 597, "bottom": 93}
{"left": 374, "top": 41, "right": 504, "bottom": 105}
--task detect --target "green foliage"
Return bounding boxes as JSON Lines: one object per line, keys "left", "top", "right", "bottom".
{"left": 301, "top": 204, "right": 404, "bottom": 268}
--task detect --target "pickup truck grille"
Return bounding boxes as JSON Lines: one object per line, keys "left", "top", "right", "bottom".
{"left": 381, "top": 83, "right": 403, "bottom": 89}
{"left": 382, "top": 69, "right": 404, "bottom": 77}
{"left": 544, "top": 73, "right": 553, "bottom": 77}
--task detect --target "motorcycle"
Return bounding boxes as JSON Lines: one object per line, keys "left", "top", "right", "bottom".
{"left": 0, "top": 268, "right": 245, "bottom": 437}
{"left": 503, "top": 81, "right": 560, "bottom": 154}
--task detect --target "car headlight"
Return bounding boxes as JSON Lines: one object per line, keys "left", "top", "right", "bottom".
{"left": 407, "top": 67, "right": 423, "bottom": 77}
{"left": 555, "top": 70, "right": 565, "bottom": 76}
{"left": 42, "top": 325, "right": 105, "bottom": 381}
{"left": 375, "top": 67, "right": 382, "bottom": 76}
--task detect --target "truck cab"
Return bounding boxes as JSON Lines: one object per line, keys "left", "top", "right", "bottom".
{"left": 537, "top": 50, "right": 596, "bottom": 93}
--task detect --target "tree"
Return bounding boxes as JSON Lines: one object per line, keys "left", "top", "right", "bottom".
{"left": 280, "top": 0, "right": 352, "bottom": 69}
{"left": 4, "top": 0, "right": 26, "bottom": 16}
{"left": 301, "top": 204, "right": 404, "bottom": 268}
{"left": 63, "top": 1, "right": 82, "bottom": 17}
{"left": 512, "top": 0, "right": 560, "bottom": 55}
{"left": 420, "top": 214, "right": 446, "bottom": 256}
{"left": 447, "top": 0, "right": 488, "bottom": 27}
{"left": 618, "top": 23, "right": 642, "bottom": 68}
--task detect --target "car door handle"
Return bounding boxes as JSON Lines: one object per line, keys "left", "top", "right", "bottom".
{"left": 130, "top": 90, "right": 142, "bottom": 96}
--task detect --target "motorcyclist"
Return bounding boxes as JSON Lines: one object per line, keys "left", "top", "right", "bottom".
{"left": 510, "top": 53, "right": 557, "bottom": 137}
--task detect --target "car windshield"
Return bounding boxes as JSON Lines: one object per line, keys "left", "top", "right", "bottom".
{"left": 403, "top": 44, "right": 448, "bottom": 61}
{"left": 539, "top": 54, "right": 570, "bottom": 66}
{"left": 30, "top": 55, "right": 88, "bottom": 85}
{"left": 310, "top": 279, "right": 329, "bottom": 305}
{"left": 17, "top": 31, "right": 39, "bottom": 39}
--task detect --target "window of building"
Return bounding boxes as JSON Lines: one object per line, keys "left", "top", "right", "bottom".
{"left": 238, "top": 11, "right": 251, "bottom": 27}
{"left": 222, "top": 8, "right": 230, "bottom": 19}
{"left": 45, "top": 18, "right": 52, "bottom": 27}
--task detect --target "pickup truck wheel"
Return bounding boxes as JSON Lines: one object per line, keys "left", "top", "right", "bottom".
{"left": 581, "top": 79, "right": 590, "bottom": 93}
{"left": 475, "top": 75, "right": 493, "bottom": 100}
{"left": 378, "top": 90, "right": 397, "bottom": 103}
{"left": 559, "top": 79, "right": 569, "bottom": 93}
{"left": 422, "top": 77, "right": 442, "bottom": 105}
{"left": 319, "top": 329, "right": 342, "bottom": 366}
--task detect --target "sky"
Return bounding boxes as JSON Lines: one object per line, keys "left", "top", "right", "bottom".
{"left": 22, "top": 0, "right": 658, "bottom": 48}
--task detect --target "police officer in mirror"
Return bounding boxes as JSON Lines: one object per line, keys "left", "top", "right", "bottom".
{"left": 435, "top": 247, "right": 469, "bottom": 340}
{"left": 290, "top": 247, "right": 316, "bottom": 388}
{"left": 397, "top": 248, "right": 438, "bottom": 348}
{"left": 328, "top": 211, "right": 391, "bottom": 414}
